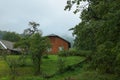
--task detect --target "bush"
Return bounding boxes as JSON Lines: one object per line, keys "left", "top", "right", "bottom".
{"left": 58, "top": 49, "right": 92, "bottom": 57}
{"left": 18, "top": 55, "right": 27, "bottom": 67}
{"left": 58, "top": 50, "right": 68, "bottom": 57}
{"left": 42, "top": 54, "right": 49, "bottom": 59}
{"left": 67, "top": 48, "right": 77, "bottom": 56}
{"left": 58, "top": 48, "right": 78, "bottom": 56}
{"left": 76, "top": 50, "right": 92, "bottom": 57}
{"left": 57, "top": 57, "right": 66, "bottom": 73}
{"left": 5, "top": 57, "right": 19, "bottom": 80}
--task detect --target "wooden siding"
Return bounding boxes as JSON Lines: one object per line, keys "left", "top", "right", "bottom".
{"left": 48, "top": 36, "right": 70, "bottom": 54}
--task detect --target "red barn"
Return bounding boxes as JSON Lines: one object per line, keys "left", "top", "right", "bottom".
{"left": 47, "top": 34, "right": 71, "bottom": 54}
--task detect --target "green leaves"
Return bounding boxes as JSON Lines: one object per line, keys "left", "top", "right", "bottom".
{"left": 29, "top": 33, "right": 50, "bottom": 75}
{"left": 14, "top": 22, "right": 51, "bottom": 75}
{"left": 64, "top": 0, "right": 88, "bottom": 13}
{"left": 67, "top": 0, "right": 120, "bottom": 74}
{"left": 30, "top": 33, "right": 49, "bottom": 54}
{"left": 3, "top": 32, "right": 21, "bottom": 42}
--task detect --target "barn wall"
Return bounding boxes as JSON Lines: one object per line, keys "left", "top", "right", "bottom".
{"left": 48, "top": 36, "right": 69, "bottom": 54}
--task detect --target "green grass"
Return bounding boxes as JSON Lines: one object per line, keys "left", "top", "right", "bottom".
{"left": 41, "top": 55, "right": 85, "bottom": 75}
{"left": 0, "top": 55, "right": 85, "bottom": 80}
{"left": 0, "top": 60, "right": 9, "bottom": 77}
{"left": 1, "top": 55, "right": 117, "bottom": 80}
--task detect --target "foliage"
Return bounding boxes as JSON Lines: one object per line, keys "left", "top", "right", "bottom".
{"left": 58, "top": 48, "right": 92, "bottom": 57}
{"left": 14, "top": 37, "right": 30, "bottom": 52}
{"left": 57, "top": 57, "right": 66, "bottom": 73}
{"left": 67, "top": 48, "right": 78, "bottom": 56}
{"left": 0, "top": 30, "right": 8, "bottom": 39}
{"left": 30, "top": 33, "right": 50, "bottom": 75}
{"left": 58, "top": 50, "right": 68, "bottom": 57}
{"left": 14, "top": 36, "right": 30, "bottom": 67}
{"left": 91, "top": 41, "right": 116, "bottom": 73}
{"left": 14, "top": 21, "right": 51, "bottom": 75}
{"left": 65, "top": 0, "right": 120, "bottom": 75}
{"left": 3, "top": 55, "right": 20, "bottom": 80}
{"left": 24, "top": 21, "right": 41, "bottom": 36}
{"left": 42, "top": 54, "right": 49, "bottom": 59}
{"left": 58, "top": 48, "right": 78, "bottom": 56}
{"left": 2, "top": 31, "right": 21, "bottom": 42}
{"left": 77, "top": 50, "right": 92, "bottom": 57}
{"left": 18, "top": 55, "right": 28, "bottom": 67}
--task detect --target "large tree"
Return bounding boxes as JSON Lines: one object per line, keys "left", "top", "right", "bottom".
{"left": 65, "top": 0, "right": 120, "bottom": 74}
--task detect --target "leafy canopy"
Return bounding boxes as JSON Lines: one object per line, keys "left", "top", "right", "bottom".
{"left": 65, "top": 0, "right": 120, "bottom": 74}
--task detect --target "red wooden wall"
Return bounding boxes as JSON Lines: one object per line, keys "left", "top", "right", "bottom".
{"left": 48, "top": 36, "right": 70, "bottom": 54}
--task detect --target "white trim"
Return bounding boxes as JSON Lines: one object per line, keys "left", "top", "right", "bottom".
{"left": 0, "top": 41, "right": 7, "bottom": 49}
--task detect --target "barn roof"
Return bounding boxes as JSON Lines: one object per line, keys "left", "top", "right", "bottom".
{"left": 47, "top": 34, "right": 71, "bottom": 48}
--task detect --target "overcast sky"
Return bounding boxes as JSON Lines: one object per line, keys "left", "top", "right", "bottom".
{"left": 0, "top": 0, "right": 81, "bottom": 37}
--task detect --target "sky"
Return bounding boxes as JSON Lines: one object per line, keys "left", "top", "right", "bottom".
{"left": 0, "top": 0, "right": 81, "bottom": 37}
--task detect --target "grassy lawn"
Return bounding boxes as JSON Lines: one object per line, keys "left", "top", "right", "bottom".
{"left": 41, "top": 55, "right": 85, "bottom": 75}
{"left": 0, "top": 55, "right": 85, "bottom": 80}
{"left": 0, "top": 60, "right": 9, "bottom": 77}
{"left": 0, "top": 55, "right": 118, "bottom": 80}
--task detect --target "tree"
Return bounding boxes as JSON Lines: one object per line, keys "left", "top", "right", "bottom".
{"left": 14, "top": 37, "right": 30, "bottom": 66}
{"left": 30, "top": 33, "right": 50, "bottom": 74}
{"left": 15, "top": 21, "right": 50, "bottom": 75}
{"left": 3, "top": 31, "right": 21, "bottom": 42}
{"left": 15, "top": 21, "right": 40, "bottom": 54}
{"left": 65, "top": 0, "right": 120, "bottom": 74}
{"left": 27, "top": 22, "right": 50, "bottom": 75}
{"left": 24, "top": 21, "right": 41, "bottom": 36}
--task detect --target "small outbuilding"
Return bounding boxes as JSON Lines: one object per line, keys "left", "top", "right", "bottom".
{"left": 0, "top": 40, "right": 20, "bottom": 54}
{"left": 47, "top": 34, "right": 71, "bottom": 54}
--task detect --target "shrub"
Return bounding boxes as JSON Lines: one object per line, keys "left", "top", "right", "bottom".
{"left": 67, "top": 48, "right": 77, "bottom": 56}
{"left": 42, "top": 54, "right": 49, "bottom": 59}
{"left": 58, "top": 48, "right": 78, "bottom": 56}
{"left": 76, "top": 50, "right": 92, "bottom": 57}
{"left": 57, "top": 57, "right": 66, "bottom": 73}
{"left": 58, "top": 49, "right": 92, "bottom": 57}
{"left": 18, "top": 54, "right": 27, "bottom": 67}
{"left": 5, "top": 57, "right": 19, "bottom": 80}
{"left": 58, "top": 50, "right": 68, "bottom": 57}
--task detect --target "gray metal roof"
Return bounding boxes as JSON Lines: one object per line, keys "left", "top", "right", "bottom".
{"left": 47, "top": 34, "right": 58, "bottom": 36}
{"left": 0, "top": 40, "right": 14, "bottom": 50}
{"left": 0, "top": 40, "right": 20, "bottom": 51}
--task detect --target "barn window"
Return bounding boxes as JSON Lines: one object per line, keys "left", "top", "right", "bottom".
{"left": 59, "top": 46, "right": 64, "bottom": 51}
{"left": 47, "top": 48, "right": 52, "bottom": 52}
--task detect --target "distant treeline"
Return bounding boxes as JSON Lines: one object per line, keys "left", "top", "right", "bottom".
{"left": 0, "top": 30, "right": 74, "bottom": 47}
{"left": 0, "top": 30, "right": 21, "bottom": 42}
{"left": 0, "top": 30, "right": 8, "bottom": 39}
